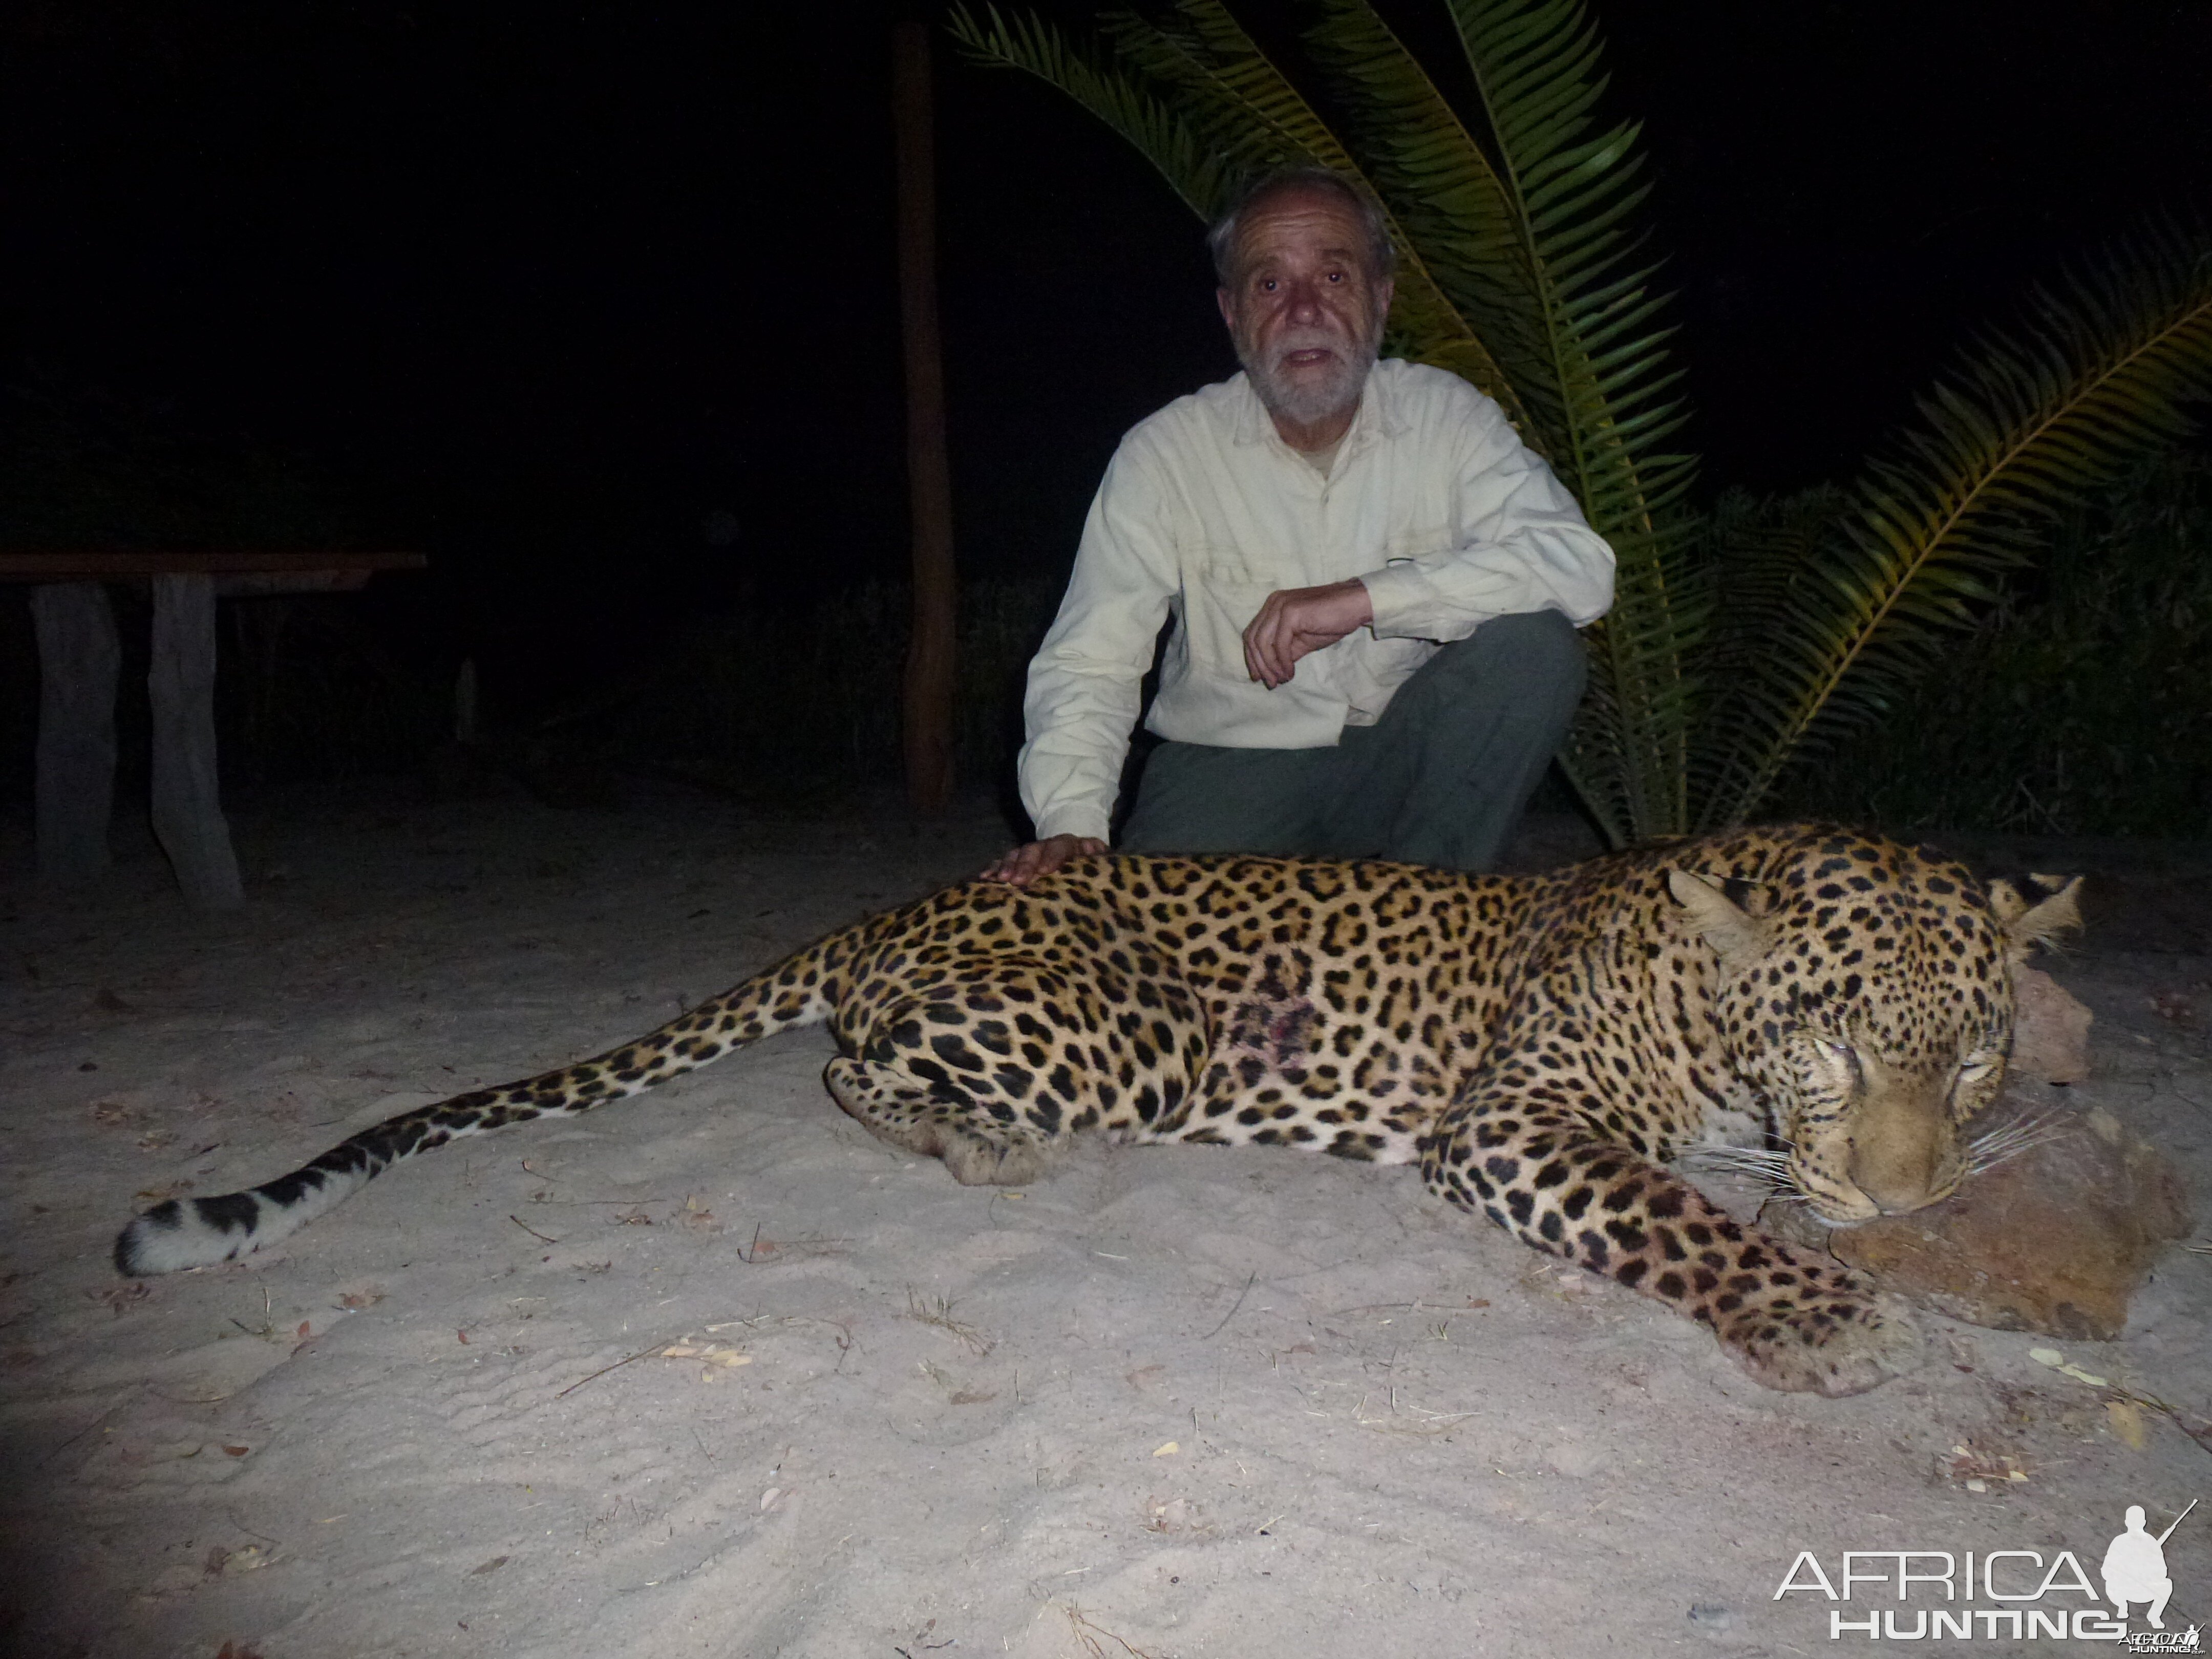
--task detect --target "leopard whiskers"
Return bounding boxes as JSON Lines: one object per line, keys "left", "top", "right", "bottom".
{"left": 1677, "top": 1143, "right": 1801, "bottom": 1197}
{"left": 1678, "top": 1143, "right": 1791, "bottom": 1175}
{"left": 1966, "top": 1108, "right": 2071, "bottom": 1176}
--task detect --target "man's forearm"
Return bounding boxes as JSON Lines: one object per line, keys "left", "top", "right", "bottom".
{"left": 1361, "top": 520, "right": 1613, "bottom": 641}
{"left": 1017, "top": 709, "right": 1133, "bottom": 845}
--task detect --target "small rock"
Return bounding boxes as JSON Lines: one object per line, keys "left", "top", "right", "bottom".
{"left": 1788, "top": 1097, "right": 2193, "bottom": 1340}
{"left": 2009, "top": 966, "right": 2092, "bottom": 1084}
{"left": 1688, "top": 1603, "right": 1739, "bottom": 1635}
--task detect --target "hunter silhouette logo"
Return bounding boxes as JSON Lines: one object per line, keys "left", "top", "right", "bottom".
{"left": 2105, "top": 1501, "right": 2188, "bottom": 1628}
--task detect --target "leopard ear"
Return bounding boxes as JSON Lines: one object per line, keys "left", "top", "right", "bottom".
{"left": 1988, "top": 873, "right": 2083, "bottom": 960}
{"left": 1666, "top": 868, "right": 1775, "bottom": 972}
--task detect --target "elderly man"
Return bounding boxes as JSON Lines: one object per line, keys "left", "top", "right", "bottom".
{"left": 985, "top": 166, "right": 1613, "bottom": 886}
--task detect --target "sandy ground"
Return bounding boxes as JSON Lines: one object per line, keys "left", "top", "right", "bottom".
{"left": 1, "top": 781, "right": 2205, "bottom": 1659}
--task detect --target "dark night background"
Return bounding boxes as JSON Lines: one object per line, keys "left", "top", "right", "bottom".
{"left": 2, "top": 0, "right": 2208, "bottom": 782}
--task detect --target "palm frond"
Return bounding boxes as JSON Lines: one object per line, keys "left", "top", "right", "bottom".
{"left": 1104, "top": 0, "right": 1353, "bottom": 173}
{"left": 1439, "top": 0, "right": 1699, "bottom": 840}
{"left": 945, "top": 5, "right": 1238, "bottom": 220}
{"left": 1686, "top": 483, "right": 1852, "bottom": 814}
{"left": 1295, "top": 0, "right": 1700, "bottom": 839}
{"left": 1564, "top": 509, "right": 1707, "bottom": 843}
{"left": 1296, "top": 0, "right": 1552, "bottom": 439}
{"left": 1698, "top": 222, "right": 2212, "bottom": 828}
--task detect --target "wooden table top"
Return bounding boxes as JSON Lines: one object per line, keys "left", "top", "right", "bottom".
{"left": 0, "top": 551, "right": 426, "bottom": 582}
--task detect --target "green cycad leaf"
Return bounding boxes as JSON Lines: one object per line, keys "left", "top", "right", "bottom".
{"left": 1438, "top": 0, "right": 1697, "bottom": 840}
{"left": 1103, "top": 0, "right": 1352, "bottom": 179}
{"left": 1298, "top": 0, "right": 1555, "bottom": 442}
{"left": 1305, "top": 0, "right": 1699, "bottom": 839}
{"left": 945, "top": 5, "right": 1237, "bottom": 219}
{"left": 1697, "top": 222, "right": 2212, "bottom": 828}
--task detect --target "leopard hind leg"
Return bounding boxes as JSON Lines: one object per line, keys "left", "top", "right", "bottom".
{"left": 825, "top": 1056, "right": 1065, "bottom": 1186}
{"left": 826, "top": 950, "right": 1202, "bottom": 1185}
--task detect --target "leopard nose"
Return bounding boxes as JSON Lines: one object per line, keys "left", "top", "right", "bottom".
{"left": 1847, "top": 1143, "right": 1939, "bottom": 1215}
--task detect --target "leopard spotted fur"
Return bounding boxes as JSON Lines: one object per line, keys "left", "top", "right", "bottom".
{"left": 113, "top": 824, "right": 2079, "bottom": 1396}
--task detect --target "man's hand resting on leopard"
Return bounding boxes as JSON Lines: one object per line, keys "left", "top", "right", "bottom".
{"left": 981, "top": 834, "right": 1109, "bottom": 887}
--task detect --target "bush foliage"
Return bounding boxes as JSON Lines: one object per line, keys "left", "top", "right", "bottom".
{"left": 1772, "top": 452, "right": 2212, "bottom": 837}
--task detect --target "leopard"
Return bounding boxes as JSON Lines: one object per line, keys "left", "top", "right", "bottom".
{"left": 113, "top": 823, "right": 2079, "bottom": 1397}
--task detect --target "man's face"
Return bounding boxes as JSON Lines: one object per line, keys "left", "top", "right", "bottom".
{"left": 1217, "top": 187, "right": 1393, "bottom": 434}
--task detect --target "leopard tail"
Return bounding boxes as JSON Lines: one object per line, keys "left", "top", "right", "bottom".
{"left": 113, "top": 931, "right": 853, "bottom": 1276}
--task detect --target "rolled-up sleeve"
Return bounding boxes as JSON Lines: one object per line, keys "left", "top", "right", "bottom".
{"left": 1359, "top": 394, "right": 1614, "bottom": 642}
{"left": 1017, "top": 441, "right": 1179, "bottom": 841}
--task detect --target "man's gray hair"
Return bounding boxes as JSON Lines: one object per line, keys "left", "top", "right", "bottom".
{"left": 1206, "top": 165, "right": 1396, "bottom": 286}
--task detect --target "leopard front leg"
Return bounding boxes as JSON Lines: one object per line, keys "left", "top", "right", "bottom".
{"left": 1422, "top": 1094, "right": 1921, "bottom": 1396}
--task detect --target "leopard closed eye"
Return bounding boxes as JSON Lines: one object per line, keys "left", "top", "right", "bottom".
{"left": 112, "top": 824, "right": 2079, "bottom": 1398}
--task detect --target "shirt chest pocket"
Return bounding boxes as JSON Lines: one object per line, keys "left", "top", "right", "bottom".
{"left": 1190, "top": 546, "right": 1276, "bottom": 588}
{"left": 1378, "top": 524, "right": 1455, "bottom": 566}
{"left": 1177, "top": 546, "right": 1275, "bottom": 672}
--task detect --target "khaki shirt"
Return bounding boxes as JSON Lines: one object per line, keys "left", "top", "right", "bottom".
{"left": 1018, "top": 359, "right": 1616, "bottom": 842}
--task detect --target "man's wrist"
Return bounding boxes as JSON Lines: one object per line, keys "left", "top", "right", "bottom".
{"left": 1343, "top": 577, "right": 1376, "bottom": 631}
{"left": 1032, "top": 813, "right": 1112, "bottom": 843}
{"left": 1355, "top": 564, "right": 1418, "bottom": 636}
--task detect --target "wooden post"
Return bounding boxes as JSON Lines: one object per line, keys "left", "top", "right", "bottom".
{"left": 147, "top": 573, "right": 245, "bottom": 909}
{"left": 894, "top": 17, "right": 957, "bottom": 814}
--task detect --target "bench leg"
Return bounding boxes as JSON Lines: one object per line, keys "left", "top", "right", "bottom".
{"left": 148, "top": 573, "right": 245, "bottom": 909}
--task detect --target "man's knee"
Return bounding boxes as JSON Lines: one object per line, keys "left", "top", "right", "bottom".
{"left": 1480, "top": 605, "right": 1584, "bottom": 678}
{"left": 1425, "top": 607, "right": 1587, "bottom": 706}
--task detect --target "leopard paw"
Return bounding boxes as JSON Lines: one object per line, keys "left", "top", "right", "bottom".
{"left": 1722, "top": 1290, "right": 1923, "bottom": 1396}
{"left": 939, "top": 1128, "right": 1060, "bottom": 1187}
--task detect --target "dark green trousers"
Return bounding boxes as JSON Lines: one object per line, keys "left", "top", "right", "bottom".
{"left": 1119, "top": 608, "right": 1585, "bottom": 873}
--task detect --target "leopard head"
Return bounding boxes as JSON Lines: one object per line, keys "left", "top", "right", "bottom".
{"left": 1668, "top": 835, "right": 2081, "bottom": 1225}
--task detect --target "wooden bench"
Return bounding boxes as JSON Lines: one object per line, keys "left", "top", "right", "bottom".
{"left": 4, "top": 552, "right": 426, "bottom": 909}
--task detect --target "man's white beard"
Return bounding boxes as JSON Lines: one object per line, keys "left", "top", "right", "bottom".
{"left": 1241, "top": 324, "right": 1380, "bottom": 431}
